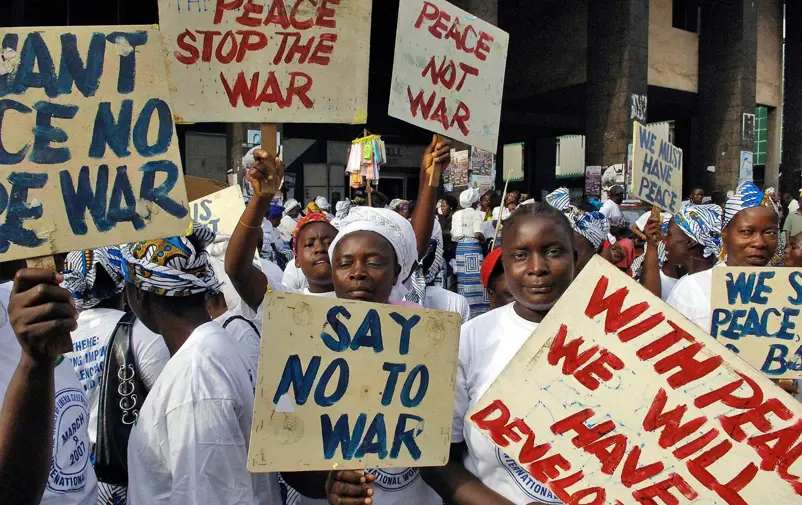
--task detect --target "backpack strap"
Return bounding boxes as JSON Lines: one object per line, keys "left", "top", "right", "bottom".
{"left": 223, "top": 315, "right": 260, "bottom": 337}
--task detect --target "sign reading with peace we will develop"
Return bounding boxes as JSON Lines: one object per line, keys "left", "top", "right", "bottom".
{"left": 0, "top": 25, "right": 189, "bottom": 262}
{"left": 248, "top": 292, "right": 461, "bottom": 471}
{"left": 469, "top": 256, "right": 802, "bottom": 505}
{"left": 632, "top": 121, "right": 683, "bottom": 214}
{"left": 388, "top": 0, "right": 509, "bottom": 153}
{"left": 711, "top": 268, "right": 802, "bottom": 379}
{"left": 157, "top": 0, "right": 372, "bottom": 124}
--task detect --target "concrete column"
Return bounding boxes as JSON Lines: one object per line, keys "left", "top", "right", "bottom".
{"left": 691, "top": 0, "right": 758, "bottom": 194}
{"left": 782, "top": 1, "right": 802, "bottom": 194}
{"left": 766, "top": 106, "right": 782, "bottom": 189}
{"left": 585, "top": 0, "right": 649, "bottom": 170}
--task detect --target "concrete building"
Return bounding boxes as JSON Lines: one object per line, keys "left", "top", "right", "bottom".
{"left": 4, "top": 0, "right": 790, "bottom": 201}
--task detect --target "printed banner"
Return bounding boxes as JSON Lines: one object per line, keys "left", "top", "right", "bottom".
{"left": 388, "top": 0, "right": 509, "bottom": 152}
{"left": 632, "top": 121, "right": 683, "bottom": 213}
{"left": 0, "top": 25, "right": 188, "bottom": 262}
{"left": 711, "top": 267, "right": 802, "bottom": 379}
{"left": 190, "top": 185, "right": 245, "bottom": 236}
{"left": 249, "top": 292, "right": 461, "bottom": 471}
{"left": 469, "top": 255, "right": 802, "bottom": 505}
{"left": 157, "top": 0, "right": 372, "bottom": 124}
{"left": 585, "top": 166, "right": 601, "bottom": 197}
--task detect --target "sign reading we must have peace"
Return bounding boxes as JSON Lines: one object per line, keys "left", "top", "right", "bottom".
{"left": 158, "top": 0, "right": 372, "bottom": 124}
{"left": 0, "top": 25, "right": 189, "bottom": 262}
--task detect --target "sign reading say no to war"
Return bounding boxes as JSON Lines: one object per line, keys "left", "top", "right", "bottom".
{"left": 0, "top": 25, "right": 188, "bottom": 262}
{"left": 249, "top": 292, "right": 461, "bottom": 471}
{"left": 158, "top": 0, "right": 372, "bottom": 124}
{"left": 388, "top": 0, "right": 509, "bottom": 153}
{"left": 470, "top": 256, "right": 802, "bottom": 505}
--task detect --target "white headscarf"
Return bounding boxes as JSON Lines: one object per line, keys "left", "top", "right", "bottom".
{"left": 283, "top": 199, "right": 300, "bottom": 216}
{"left": 459, "top": 188, "right": 480, "bottom": 209}
{"left": 328, "top": 207, "right": 418, "bottom": 293}
{"left": 315, "top": 196, "right": 331, "bottom": 211}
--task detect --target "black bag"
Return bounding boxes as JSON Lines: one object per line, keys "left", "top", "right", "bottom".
{"left": 223, "top": 315, "right": 261, "bottom": 337}
{"left": 94, "top": 312, "right": 149, "bottom": 486}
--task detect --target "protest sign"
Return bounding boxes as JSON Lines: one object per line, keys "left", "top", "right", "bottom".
{"left": 190, "top": 185, "right": 245, "bottom": 236}
{"left": 249, "top": 292, "right": 461, "bottom": 471}
{"left": 388, "top": 0, "right": 509, "bottom": 152}
{"left": 632, "top": 121, "right": 683, "bottom": 213}
{"left": 711, "top": 267, "right": 802, "bottom": 379}
{"left": 157, "top": 0, "right": 372, "bottom": 124}
{"left": 0, "top": 25, "right": 188, "bottom": 262}
{"left": 185, "top": 175, "right": 229, "bottom": 201}
{"left": 469, "top": 255, "right": 802, "bottom": 505}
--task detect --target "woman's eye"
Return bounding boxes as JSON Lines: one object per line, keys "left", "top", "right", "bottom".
{"left": 546, "top": 248, "right": 564, "bottom": 257}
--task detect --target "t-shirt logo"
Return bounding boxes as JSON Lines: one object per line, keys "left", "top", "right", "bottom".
{"left": 366, "top": 468, "right": 421, "bottom": 492}
{"left": 49, "top": 387, "right": 91, "bottom": 494}
{"left": 496, "top": 448, "right": 562, "bottom": 505}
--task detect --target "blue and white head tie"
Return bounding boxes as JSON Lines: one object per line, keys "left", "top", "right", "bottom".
{"left": 545, "top": 187, "right": 571, "bottom": 211}
{"left": 545, "top": 188, "right": 608, "bottom": 250}
{"left": 121, "top": 222, "right": 222, "bottom": 297}
{"left": 724, "top": 181, "right": 776, "bottom": 228}
{"left": 62, "top": 247, "right": 125, "bottom": 310}
{"left": 673, "top": 203, "right": 723, "bottom": 259}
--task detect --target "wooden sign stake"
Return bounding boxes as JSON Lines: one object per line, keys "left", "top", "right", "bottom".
{"left": 491, "top": 166, "right": 514, "bottom": 251}
{"left": 27, "top": 256, "right": 57, "bottom": 271}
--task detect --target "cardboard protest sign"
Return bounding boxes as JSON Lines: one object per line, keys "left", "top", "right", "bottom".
{"left": 185, "top": 175, "right": 230, "bottom": 202}
{"left": 632, "top": 121, "right": 683, "bottom": 213}
{"left": 469, "top": 255, "right": 802, "bottom": 505}
{"left": 388, "top": 0, "right": 509, "bottom": 152}
{"left": 190, "top": 185, "right": 245, "bottom": 236}
{"left": 711, "top": 267, "right": 802, "bottom": 379}
{"left": 0, "top": 25, "right": 188, "bottom": 262}
{"left": 249, "top": 292, "right": 461, "bottom": 471}
{"left": 157, "top": 0, "right": 372, "bottom": 124}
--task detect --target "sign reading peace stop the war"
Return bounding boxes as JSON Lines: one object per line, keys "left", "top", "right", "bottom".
{"left": 0, "top": 25, "right": 188, "bottom": 262}
{"left": 632, "top": 121, "right": 683, "bottom": 213}
{"left": 248, "top": 292, "right": 460, "bottom": 471}
{"left": 469, "top": 256, "right": 802, "bottom": 505}
{"left": 190, "top": 185, "right": 245, "bottom": 235}
{"left": 711, "top": 267, "right": 802, "bottom": 379}
{"left": 388, "top": 0, "right": 509, "bottom": 153}
{"left": 157, "top": 0, "right": 372, "bottom": 124}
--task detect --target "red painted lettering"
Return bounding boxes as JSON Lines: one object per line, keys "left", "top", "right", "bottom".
{"left": 450, "top": 101, "right": 470, "bottom": 136}
{"left": 235, "top": 0, "right": 264, "bottom": 27}
{"left": 236, "top": 30, "right": 268, "bottom": 62}
{"left": 528, "top": 453, "right": 572, "bottom": 483}
{"left": 694, "top": 373, "right": 762, "bottom": 410}
{"left": 519, "top": 429, "right": 551, "bottom": 465}
{"left": 585, "top": 275, "right": 649, "bottom": 333}
{"left": 461, "top": 25, "right": 478, "bottom": 54}
{"left": 643, "top": 388, "right": 708, "bottom": 449}
{"left": 175, "top": 29, "right": 199, "bottom": 65}
{"left": 719, "top": 396, "right": 793, "bottom": 443}
{"left": 621, "top": 446, "right": 664, "bottom": 488}
{"left": 444, "top": 18, "right": 464, "bottom": 50}
{"left": 414, "top": 2, "right": 440, "bottom": 30}
{"left": 198, "top": 30, "right": 223, "bottom": 62}
{"left": 618, "top": 312, "right": 665, "bottom": 343}
{"left": 281, "top": 32, "right": 315, "bottom": 64}
{"left": 778, "top": 442, "right": 802, "bottom": 495}
{"left": 636, "top": 320, "right": 691, "bottom": 360}
{"left": 574, "top": 349, "right": 624, "bottom": 391}
{"left": 430, "top": 97, "right": 450, "bottom": 130}
{"left": 470, "top": 399, "right": 513, "bottom": 447}
{"left": 308, "top": 33, "right": 337, "bottom": 65}
{"left": 429, "top": 9, "right": 451, "bottom": 39}
{"left": 220, "top": 71, "right": 258, "bottom": 107}
{"left": 265, "top": 0, "right": 291, "bottom": 28}
{"left": 475, "top": 30, "right": 494, "bottom": 61}
{"left": 214, "top": 0, "right": 243, "bottom": 24}
{"left": 584, "top": 434, "right": 627, "bottom": 474}
{"left": 290, "top": 0, "right": 315, "bottom": 29}
{"left": 687, "top": 440, "right": 758, "bottom": 505}
{"left": 672, "top": 428, "right": 719, "bottom": 460}
{"left": 566, "top": 486, "right": 606, "bottom": 505}
{"left": 455, "top": 62, "right": 479, "bottom": 91}
{"left": 653, "top": 341, "right": 723, "bottom": 389}
{"left": 748, "top": 419, "right": 802, "bottom": 471}
{"left": 220, "top": 71, "right": 313, "bottom": 109}
{"left": 287, "top": 72, "right": 313, "bottom": 108}
{"left": 547, "top": 324, "right": 600, "bottom": 377}
{"left": 316, "top": 0, "right": 339, "bottom": 28}
{"left": 215, "top": 31, "right": 238, "bottom": 64}
{"left": 632, "top": 472, "right": 698, "bottom": 505}
{"left": 407, "top": 87, "right": 436, "bottom": 119}
{"left": 551, "top": 408, "right": 614, "bottom": 448}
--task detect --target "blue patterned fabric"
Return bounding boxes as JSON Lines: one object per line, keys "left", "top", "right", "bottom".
{"left": 456, "top": 239, "right": 488, "bottom": 318}
{"left": 545, "top": 188, "right": 609, "bottom": 250}
{"left": 674, "top": 204, "right": 723, "bottom": 258}
{"left": 724, "top": 181, "right": 770, "bottom": 228}
{"left": 545, "top": 187, "right": 571, "bottom": 211}
{"left": 62, "top": 247, "right": 125, "bottom": 310}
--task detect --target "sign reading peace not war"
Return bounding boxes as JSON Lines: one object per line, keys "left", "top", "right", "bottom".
{"left": 470, "top": 256, "right": 802, "bottom": 505}
{"left": 190, "top": 185, "right": 245, "bottom": 235}
{"left": 711, "top": 268, "right": 802, "bottom": 379}
{"left": 632, "top": 121, "right": 683, "bottom": 213}
{"left": 157, "top": 0, "right": 372, "bottom": 124}
{"left": 249, "top": 292, "right": 461, "bottom": 471}
{"left": 388, "top": 0, "right": 509, "bottom": 153}
{"left": 0, "top": 26, "right": 188, "bottom": 262}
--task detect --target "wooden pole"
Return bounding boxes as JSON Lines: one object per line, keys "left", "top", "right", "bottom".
{"left": 491, "top": 167, "right": 514, "bottom": 251}
{"left": 260, "top": 124, "right": 278, "bottom": 157}
{"left": 27, "top": 256, "right": 56, "bottom": 270}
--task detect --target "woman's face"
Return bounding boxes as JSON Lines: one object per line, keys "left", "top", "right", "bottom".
{"left": 663, "top": 219, "right": 691, "bottom": 265}
{"left": 690, "top": 189, "right": 704, "bottom": 205}
{"left": 296, "top": 222, "right": 337, "bottom": 287}
{"left": 440, "top": 201, "right": 451, "bottom": 215}
{"left": 480, "top": 194, "right": 492, "bottom": 211}
{"left": 288, "top": 207, "right": 301, "bottom": 219}
{"left": 573, "top": 232, "right": 596, "bottom": 275}
{"left": 506, "top": 191, "right": 521, "bottom": 205}
{"left": 332, "top": 231, "right": 400, "bottom": 303}
{"left": 786, "top": 237, "right": 802, "bottom": 267}
{"left": 502, "top": 215, "right": 575, "bottom": 322}
{"left": 722, "top": 207, "right": 779, "bottom": 267}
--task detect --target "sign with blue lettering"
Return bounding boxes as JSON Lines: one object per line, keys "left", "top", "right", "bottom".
{"left": 631, "top": 121, "right": 682, "bottom": 214}
{"left": 248, "top": 292, "right": 461, "bottom": 471}
{"left": 0, "top": 25, "right": 188, "bottom": 261}
{"left": 711, "top": 267, "right": 802, "bottom": 379}
{"left": 190, "top": 185, "right": 245, "bottom": 236}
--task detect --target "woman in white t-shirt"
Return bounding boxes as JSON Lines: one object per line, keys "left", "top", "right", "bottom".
{"left": 422, "top": 202, "right": 578, "bottom": 505}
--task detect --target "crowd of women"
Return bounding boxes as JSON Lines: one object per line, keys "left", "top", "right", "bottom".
{"left": 0, "top": 132, "right": 799, "bottom": 505}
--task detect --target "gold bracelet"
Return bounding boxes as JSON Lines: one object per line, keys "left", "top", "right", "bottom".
{"left": 239, "top": 220, "right": 262, "bottom": 230}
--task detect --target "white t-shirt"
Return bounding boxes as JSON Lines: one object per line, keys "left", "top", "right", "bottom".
{"left": 282, "top": 262, "right": 309, "bottom": 292}
{"left": 659, "top": 270, "right": 680, "bottom": 301}
{"left": 0, "top": 287, "right": 98, "bottom": 505}
{"left": 666, "top": 266, "right": 718, "bottom": 333}
{"left": 452, "top": 304, "right": 561, "bottom": 505}
{"left": 451, "top": 209, "right": 484, "bottom": 241}
{"left": 215, "top": 310, "right": 261, "bottom": 375}
{"left": 425, "top": 286, "right": 471, "bottom": 324}
{"left": 67, "top": 308, "right": 170, "bottom": 443}
{"left": 634, "top": 211, "right": 672, "bottom": 232}
{"left": 127, "top": 322, "right": 280, "bottom": 505}
{"left": 599, "top": 199, "right": 623, "bottom": 220}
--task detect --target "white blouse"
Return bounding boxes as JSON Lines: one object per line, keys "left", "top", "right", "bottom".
{"left": 451, "top": 209, "right": 484, "bottom": 241}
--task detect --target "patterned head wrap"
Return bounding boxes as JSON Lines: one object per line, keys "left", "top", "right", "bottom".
{"left": 724, "top": 181, "right": 778, "bottom": 228}
{"left": 306, "top": 202, "right": 322, "bottom": 215}
{"left": 62, "top": 247, "right": 125, "bottom": 310}
{"left": 545, "top": 188, "right": 609, "bottom": 250}
{"left": 283, "top": 199, "right": 300, "bottom": 215}
{"left": 673, "top": 203, "right": 723, "bottom": 258}
{"left": 545, "top": 187, "right": 571, "bottom": 211}
{"left": 390, "top": 199, "right": 411, "bottom": 213}
{"left": 291, "top": 212, "right": 331, "bottom": 255}
{"left": 335, "top": 200, "right": 352, "bottom": 220}
{"left": 121, "top": 222, "right": 222, "bottom": 297}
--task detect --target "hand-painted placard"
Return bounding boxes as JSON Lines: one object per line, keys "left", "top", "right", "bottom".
{"left": 248, "top": 292, "right": 461, "bottom": 472}
{"left": 157, "top": 0, "right": 372, "bottom": 124}
{"left": 0, "top": 25, "right": 188, "bottom": 262}
{"left": 190, "top": 185, "right": 245, "bottom": 236}
{"left": 710, "top": 267, "right": 802, "bottom": 379}
{"left": 469, "top": 255, "right": 802, "bottom": 505}
{"left": 388, "top": 0, "right": 509, "bottom": 152}
{"left": 631, "top": 121, "right": 683, "bottom": 213}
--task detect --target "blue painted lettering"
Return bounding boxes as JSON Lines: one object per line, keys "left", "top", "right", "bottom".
{"left": 0, "top": 100, "right": 31, "bottom": 164}
{"left": 321, "top": 305, "right": 352, "bottom": 351}
{"left": 31, "top": 101, "right": 78, "bottom": 164}
{"left": 60, "top": 165, "right": 112, "bottom": 234}
{"left": 88, "top": 100, "right": 133, "bottom": 158}
{"left": 389, "top": 312, "right": 420, "bottom": 355}
{"left": 726, "top": 271, "right": 775, "bottom": 305}
{"left": 400, "top": 364, "right": 429, "bottom": 408}
{"left": 320, "top": 413, "right": 366, "bottom": 460}
{"left": 313, "top": 357, "right": 349, "bottom": 407}
{"left": 272, "top": 355, "right": 320, "bottom": 405}
{"left": 132, "top": 99, "right": 172, "bottom": 157}
{"left": 139, "top": 160, "right": 188, "bottom": 218}
{"left": 55, "top": 33, "right": 105, "bottom": 98}
{"left": 788, "top": 271, "right": 802, "bottom": 306}
{"left": 355, "top": 413, "right": 388, "bottom": 459}
{"left": 107, "top": 165, "right": 145, "bottom": 229}
{"left": 380, "top": 362, "right": 406, "bottom": 406}
{"left": 0, "top": 172, "right": 47, "bottom": 252}
{"left": 105, "top": 32, "right": 148, "bottom": 94}
{"left": 350, "top": 309, "right": 383, "bottom": 353}
{"left": 390, "top": 413, "right": 423, "bottom": 460}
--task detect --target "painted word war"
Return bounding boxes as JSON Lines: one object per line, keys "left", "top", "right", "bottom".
{"left": 470, "top": 257, "right": 802, "bottom": 505}
{"left": 633, "top": 121, "right": 683, "bottom": 213}
{"left": 711, "top": 268, "right": 802, "bottom": 378}
{"left": 249, "top": 293, "right": 460, "bottom": 472}
{"left": 389, "top": 0, "right": 509, "bottom": 152}
{"left": 0, "top": 26, "right": 188, "bottom": 261}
